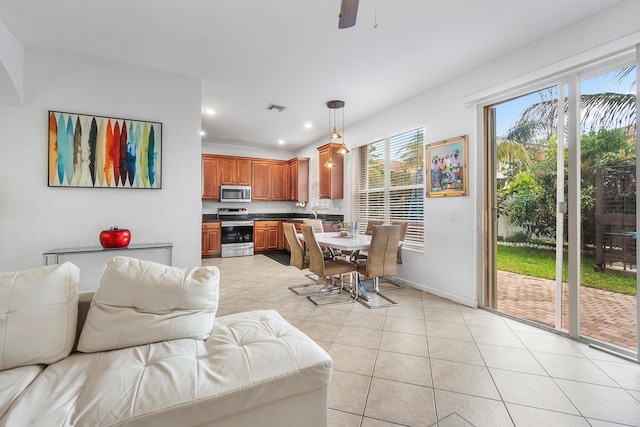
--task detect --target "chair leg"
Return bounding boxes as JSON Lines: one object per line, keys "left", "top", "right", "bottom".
{"left": 319, "top": 276, "right": 334, "bottom": 291}
{"left": 289, "top": 273, "right": 341, "bottom": 296}
{"left": 306, "top": 272, "right": 359, "bottom": 307}
{"left": 355, "top": 274, "right": 399, "bottom": 309}
{"left": 357, "top": 273, "right": 370, "bottom": 301}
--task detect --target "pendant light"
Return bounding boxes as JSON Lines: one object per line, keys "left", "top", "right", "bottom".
{"left": 336, "top": 104, "right": 349, "bottom": 154}
{"left": 326, "top": 100, "right": 349, "bottom": 156}
{"left": 327, "top": 100, "right": 344, "bottom": 140}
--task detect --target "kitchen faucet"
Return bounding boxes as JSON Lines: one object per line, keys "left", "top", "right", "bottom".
{"left": 310, "top": 202, "right": 328, "bottom": 219}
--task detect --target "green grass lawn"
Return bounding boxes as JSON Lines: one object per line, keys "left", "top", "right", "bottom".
{"left": 497, "top": 245, "right": 637, "bottom": 296}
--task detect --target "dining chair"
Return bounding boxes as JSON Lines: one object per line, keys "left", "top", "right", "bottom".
{"left": 354, "top": 224, "right": 401, "bottom": 308}
{"left": 303, "top": 219, "right": 324, "bottom": 232}
{"left": 391, "top": 220, "right": 409, "bottom": 264}
{"left": 354, "top": 219, "right": 383, "bottom": 260}
{"left": 285, "top": 223, "right": 337, "bottom": 297}
{"left": 301, "top": 224, "right": 356, "bottom": 292}
{"left": 364, "top": 219, "right": 383, "bottom": 235}
{"left": 303, "top": 219, "right": 338, "bottom": 259}
{"left": 282, "top": 222, "right": 308, "bottom": 269}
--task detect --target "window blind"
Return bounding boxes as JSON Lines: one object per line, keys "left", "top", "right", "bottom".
{"left": 353, "top": 127, "right": 425, "bottom": 250}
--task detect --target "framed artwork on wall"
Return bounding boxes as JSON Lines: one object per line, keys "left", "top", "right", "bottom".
{"left": 48, "top": 110, "right": 162, "bottom": 188}
{"left": 426, "top": 135, "right": 468, "bottom": 197}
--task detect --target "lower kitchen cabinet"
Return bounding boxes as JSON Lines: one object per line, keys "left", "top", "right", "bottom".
{"left": 202, "top": 222, "right": 221, "bottom": 257}
{"left": 254, "top": 221, "right": 281, "bottom": 252}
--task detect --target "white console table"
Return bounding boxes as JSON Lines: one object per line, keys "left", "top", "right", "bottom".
{"left": 44, "top": 243, "right": 173, "bottom": 292}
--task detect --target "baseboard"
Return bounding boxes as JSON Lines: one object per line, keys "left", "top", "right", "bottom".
{"left": 388, "top": 276, "right": 477, "bottom": 308}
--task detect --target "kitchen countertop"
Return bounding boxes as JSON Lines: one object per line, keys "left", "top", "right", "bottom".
{"left": 202, "top": 213, "right": 343, "bottom": 223}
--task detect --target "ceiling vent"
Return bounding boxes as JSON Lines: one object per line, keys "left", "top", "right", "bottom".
{"left": 266, "top": 103, "right": 286, "bottom": 112}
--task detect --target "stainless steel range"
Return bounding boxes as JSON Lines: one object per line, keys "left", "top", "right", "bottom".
{"left": 218, "top": 208, "right": 254, "bottom": 257}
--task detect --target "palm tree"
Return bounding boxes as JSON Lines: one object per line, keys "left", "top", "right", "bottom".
{"left": 496, "top": 138, "right": 531, "bottom": 168}
{"left": 513, "top": 66, "right": 636, "bottom": 135}
{"left": 495, "top": 120, "right": 547, "bottom": 171}
{"left": 514, "top": 93, "right": 636, "bottom": 136}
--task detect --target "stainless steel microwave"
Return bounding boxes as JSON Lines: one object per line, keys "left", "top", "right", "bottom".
{"left": 220, "top": 185, "right": 252, "bottom": 202}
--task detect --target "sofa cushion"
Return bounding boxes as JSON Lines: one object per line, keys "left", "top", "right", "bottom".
{"left": 2, "top": 310, "right": 333, "bottom": 427}
{"left": 77, "top": 256, "right": 219, "bottom": 353}
{"left": 0, "top": 262, "right": 79, "bottom": 371}
{"left": 0, "top": 365, "right": 44, "bottom": 419}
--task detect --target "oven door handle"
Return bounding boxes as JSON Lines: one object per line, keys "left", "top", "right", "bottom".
{"left": 220, "top": 221, "right": 254, "bottom": 227}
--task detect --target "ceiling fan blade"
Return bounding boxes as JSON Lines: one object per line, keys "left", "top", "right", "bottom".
{"left": 338, "top": 0, "right": 359, "bottom": 29}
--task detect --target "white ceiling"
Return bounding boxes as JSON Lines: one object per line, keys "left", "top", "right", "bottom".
{"left": 0, "top": 0, "right": 621, "bottom": 150}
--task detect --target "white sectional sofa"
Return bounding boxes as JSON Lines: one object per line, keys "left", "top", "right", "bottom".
{"left": 0, "top": 257, "right": 333, "bottom": 427}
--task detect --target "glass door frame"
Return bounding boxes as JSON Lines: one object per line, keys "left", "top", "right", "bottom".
{"left": 480, "top": 48, "right": 639, "bottom": 362}
{"left": 482, "top": 84, "right": 566, "bottom": 331}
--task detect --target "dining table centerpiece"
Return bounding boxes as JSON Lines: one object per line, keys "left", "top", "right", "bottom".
{"left": 334, "top": 220, "right": 351, "bottom": 237}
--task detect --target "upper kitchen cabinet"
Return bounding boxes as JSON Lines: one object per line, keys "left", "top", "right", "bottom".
{"left": 220, "top": 156, "right": 252, "bottom": 185}
{"left": 203, "top": 154, "right": 308, "bottom": 202}
{"left": 288, "top": 157, "right": 309, "bottom": 202}
{"left": 251, "top": 159, "right": 289, "bottom": 201}
{"left": 270, "top": 161, "right": 289, "bottom": 201}
{"left": 317, "top": 143, "right": 343, "bottom": 199}
{"left": 202, "top": 155, "right": 220, "bottom": 200}
{"left": 251, "top": 160, "right": 271, "bottom": 201}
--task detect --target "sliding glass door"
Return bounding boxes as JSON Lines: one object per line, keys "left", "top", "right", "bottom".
{"left": 579, "top": 65, "right": 637, "bottom": 354}
{"left": 485, "top": 57, "right": 638, "bottom": 358}
{"left": 486, "top": 85, "right": 567, "bottom": 330}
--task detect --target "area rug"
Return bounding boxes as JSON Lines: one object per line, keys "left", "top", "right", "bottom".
{"left": 263, "top": 251, "right": 290, "bottom": 266}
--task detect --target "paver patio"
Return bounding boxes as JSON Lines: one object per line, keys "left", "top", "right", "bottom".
{"left": 497, "top": 270, "right": 637, "bottom": 352}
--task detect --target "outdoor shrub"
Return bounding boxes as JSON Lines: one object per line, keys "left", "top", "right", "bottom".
{"left": 504, "top": 231, "right": 529, "bottom": 243}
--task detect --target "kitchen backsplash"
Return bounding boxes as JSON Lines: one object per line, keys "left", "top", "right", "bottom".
{"left": 202, "top": 199, "right": 345, "bottom": 218}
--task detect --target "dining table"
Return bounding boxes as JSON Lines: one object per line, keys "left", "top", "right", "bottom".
{"left": 304, "top": 231, "right": 373, "bottom": 254}
{"left": 297, "top": 231, "right": 378, "bottom": 301}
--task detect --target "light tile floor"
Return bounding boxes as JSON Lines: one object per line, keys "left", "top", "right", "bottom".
{"left": 202, "top": 255, "right": 640, "bottom": 427}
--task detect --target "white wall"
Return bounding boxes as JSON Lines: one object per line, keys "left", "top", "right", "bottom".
{"left": 202, "top": 141, "right": 296, "bottom": 160}
{"left": 0, "top": 20, "right": 23, "bottom": 105}
{"left": 0, "top": 48, "right": 202, "bottom": 273}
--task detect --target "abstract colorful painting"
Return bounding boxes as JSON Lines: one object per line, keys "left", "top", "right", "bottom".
{"left": 48, "top": 111, "right": 162, "bottom": 188}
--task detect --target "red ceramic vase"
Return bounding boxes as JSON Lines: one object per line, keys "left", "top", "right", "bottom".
{"left": 99, "top": 227, "right": 131, "bottom": 248}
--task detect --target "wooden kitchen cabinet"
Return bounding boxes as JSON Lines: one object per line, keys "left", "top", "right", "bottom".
{"left": 203, "top": 154, "right": 308, "bottom": 202}
{"left": 251, "top": 160, "right": 271, "bottom": 201}
{"left": 251, "top": 160, "right": 289, "bottom": 201}
{"left": 318, "top": 143, "right": 343, "bottom": 199}
{"left": 288, "top": 157, "right": 309, "bottom": 202}
{"left": 254, "top": 220, "right": 280, "bottom": 252}
{"left": 202, "top": 155, "right": 220, "bottom": 200}
{"left": 220, "top": 156, "right": 252, "bottom": 185}
{"left": 271, "top": 161, "right": 289, "bottom": 201}
{"left": 201, "top": 222, "right": 221, "bottom": 257}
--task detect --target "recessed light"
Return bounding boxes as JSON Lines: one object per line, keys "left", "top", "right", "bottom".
{"left": 200, "top": 131, "right": 206, "bottom": 136}
{"left": 278, "top": 139, "right": 285, "bottom": 145}
{"left": 206, "top": 109, "right": 216, "bottom": 116}
{"left": 304, "top": 122, "right": 312, "bottom": 129}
